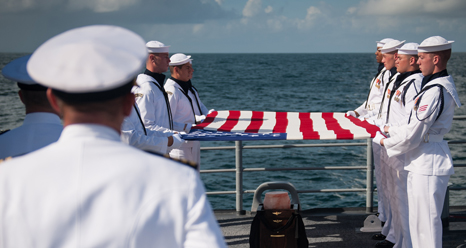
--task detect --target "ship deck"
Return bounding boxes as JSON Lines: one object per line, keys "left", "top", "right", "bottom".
{"left": 215, "top": 206, "right": 466, "bottom": 248}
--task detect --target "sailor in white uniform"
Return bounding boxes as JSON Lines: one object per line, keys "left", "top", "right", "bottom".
{"left": 0, "top": 25, "right": 226, "bottom": 248}
{"left": 165, "top": 53, "right": 210, "bottom": 166}
{"left": 348, "top": 38, "right": 394, "bottom": 119}
{"left": 120, "top": 102, "right": 183, "bottom": 154}
{"left": 0, "top": 55, "right": 62, "bottom": 160}
{"left": 374, "top": 36, "right": 460, "bottom": 248}
{"left": 132, "top": 41, "right": 190, "bottom": 133}
{"left": 366, "top": 39, "right": 405, "bottom": 248}
{"left": 346, "top": 38, "right": 394, "bottom": 231}
{"left": 378, "top": 43, "right": 423, "bottom": 248}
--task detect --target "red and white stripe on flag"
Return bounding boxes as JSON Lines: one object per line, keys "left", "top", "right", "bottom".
{"left": 193, "top": 110, "right": 380, "bottom": 140}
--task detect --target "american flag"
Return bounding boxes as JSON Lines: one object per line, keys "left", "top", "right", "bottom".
{"left": 181, "top": 110, "right": 380, "bottom": 141}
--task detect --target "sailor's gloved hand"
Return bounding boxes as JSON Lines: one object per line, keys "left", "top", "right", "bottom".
{"left": 346, "top": 111, "right": 357, "bottom": 117}
{"left": 169, "top": 133, "right": 184, "bottom": 149}
{"left": 195, "top": 115, "right": 206, "bottom": 124}
{"left": 372, "top": 131, "right": 386, "bottom": 146}
{"left": 208, "top": 109, "right": 215, "bottom": 114}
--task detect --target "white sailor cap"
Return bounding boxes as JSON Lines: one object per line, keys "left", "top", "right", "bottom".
{"left": 169, "top": 53, "right": 192, "bottom": 66}
{"left": 381, "top": 39, "right": 405, "bottom": 54}
{"left": 376, "top": 38, "right": 394, "bottom": 48}
{"left": 27, "top": 25, "right": 147, "bottom": 103}
{"left": 398, "top": 43, "right": 419, "bottom": 55}
{"left": 146, "top": 41, "right": 170, "bottom": 53}
{"left": 2, "top": 55, "right": 47, "bottom": 91}
{"left": 418, "top": 36, "right": 454, "bottom": 53}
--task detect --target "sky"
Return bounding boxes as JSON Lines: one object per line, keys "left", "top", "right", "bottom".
{"left": 1, "top": 0, "right": 465, "bottom": 53}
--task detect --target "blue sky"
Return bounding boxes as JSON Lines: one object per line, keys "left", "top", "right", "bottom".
{"left": 1, "top": 0, "right": 465, "bottom": 53}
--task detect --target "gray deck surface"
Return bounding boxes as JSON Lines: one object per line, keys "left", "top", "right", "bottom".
{"left": 215, "top": 206, "right": 466, "bottom": 248}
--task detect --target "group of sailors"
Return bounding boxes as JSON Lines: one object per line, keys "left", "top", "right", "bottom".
{"left": 0, "top": 23, "right": 460, "bottom": 248}
{"left": 347, "top": 36, "right": 460, "bottom": 248}
{"left": 0, "top": 25, "right": 226, "bottom": 247}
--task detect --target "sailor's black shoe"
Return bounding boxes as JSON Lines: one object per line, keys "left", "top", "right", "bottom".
{"left": 375, "top": 240, "right": 395, "bottom": 248}
{"left": 371, "top": 233, "right": 386, "bottom": 240}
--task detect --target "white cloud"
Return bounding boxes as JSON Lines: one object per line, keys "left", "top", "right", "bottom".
{"left": 243, "top": 0, "right": 262, "bottom": 17}
{"left": 68, "top": 0, "right": 139, "bottom": 13}
{"left": 295, "top": 6, "right": 322, "bottom": 30}
{"left": 214, "top": 0, "right": 223, "bottom": 5}
{"left": 264, "top": 5, "right": 273, "bottom": 14}
{"left": 354, "top": 0, "right": 466, "bottom": 17}
{"left": 193, "top": 23, "right": 204, "bottom": 34}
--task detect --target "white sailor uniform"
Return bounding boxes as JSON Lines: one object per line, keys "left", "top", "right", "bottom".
{"left": 165, "top": 78, "right": 208, "bottom": 166}
{"left": 382, "top": 71, "right": 423, "bottom": 248}
{"left": 384, "top": 73, "right": 461, "bottom": 248}
{"left": 365, "top": 66, "right": 397, "bottom": 226}
{"left": 133, "top": 73, "right": 188, "bottom": 132}
{"left": 0, "top": 112, "right": 62, "bottom": 159}
{"left": 0, "top": 124, "right": 226, "bottom": 248}
{"left": 367, "top": 69, "right": 398, "bottom": 242}
{"left": 121, "top": 103, "right": 173, "bottom": 154}
{"left": 355, "top": 67, "right": 388, "bottom": 118}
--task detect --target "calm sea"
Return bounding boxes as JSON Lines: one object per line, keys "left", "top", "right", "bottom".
{"left": 1, "top": 53, "right": 465, "bottom": 210}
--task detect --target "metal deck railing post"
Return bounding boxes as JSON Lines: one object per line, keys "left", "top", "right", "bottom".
{"left": 366, "top": 138, "right": 374, "bottom": 213}
{"left": 235, "top": 141, "right": 245, "bottom": 215}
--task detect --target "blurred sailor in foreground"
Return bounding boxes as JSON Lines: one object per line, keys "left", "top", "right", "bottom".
{"left": 0, "top": 55, "right": 62, "bottom": 160}
{"left": 0, "top": 25, "right": 226, "bottom": 248}
{"left": 165, "top": 53, "right": 211, "bottom": 166}
{"left": 374, "top": 36, "right": 460, "bottom": 248}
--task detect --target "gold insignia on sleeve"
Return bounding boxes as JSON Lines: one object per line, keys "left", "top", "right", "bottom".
{"left": 134, "top": 93, "right": 143, "bottom": 98}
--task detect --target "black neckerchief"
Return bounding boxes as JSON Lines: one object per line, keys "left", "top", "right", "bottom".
{"left": 144, "top": 69, "right": 166, "bottom": 86}
{"left": 170, "top": 77, "right": 203, "bottom": 121}
{"left": 386, "top": 69, "right": 422, "bottom": 123}
{"left": 170, "top": 77, "right": 192, "bottom": 94}
{"left": 388, "top": 66, "right": 398, "bottom": 81}
{"left": 392, "top": 70, "right": 421, "bottom": 91}
{"left": 143, "top": 69, "right": 173, "bottom": 130}
{"left": 421, "top": 69, "right": 448, "bottom": 88}
{"left": 377, "top": 63, "right": 384, "bottom": 73}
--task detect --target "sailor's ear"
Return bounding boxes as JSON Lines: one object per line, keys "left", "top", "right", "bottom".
{"left": 46, "top": 88, "right": 60, "bottom": 114}
{"left": 409, "top": 56, "right": 416, "bottom": 66}
{"left": 432, "top": 54, "right": 440, "bottom": 65}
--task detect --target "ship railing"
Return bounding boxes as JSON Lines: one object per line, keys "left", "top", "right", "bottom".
{"left": 199, "top": 115, "right": 466, "bottom": 215}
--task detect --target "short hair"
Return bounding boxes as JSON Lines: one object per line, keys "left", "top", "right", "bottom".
{"left": 169, "top": 64, "right": 184, "bottom": 74}
{"left": 21, "top": 90, "right": 51, "bottom": 109}
{"left": 432, "top": 49, "right": 451, "bottom": 63}
{"left": 55, "top": 93, "right": 127, "bottom": 116}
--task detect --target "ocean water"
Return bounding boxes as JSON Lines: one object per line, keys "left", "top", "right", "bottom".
{"left": 1, "top": 53, "right": 465, "bottom": 210}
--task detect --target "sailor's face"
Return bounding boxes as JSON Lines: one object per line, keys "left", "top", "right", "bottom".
{"left": 417, "top": 52, "right": 434, "bottom": 76}
{"left": 396, "top": 54, "right": 410, "bottom": 74}
{"left": 177, "top": 63, "right": 194, "bottom": 81}
{"left": 382, "top": 53, "right": 396, "bottom": 70}
{"left": 375, "top": 47, "right": 383, "bottom": 63}
{"left": 152, "top": 53, "right": 170, "bottom": 72}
